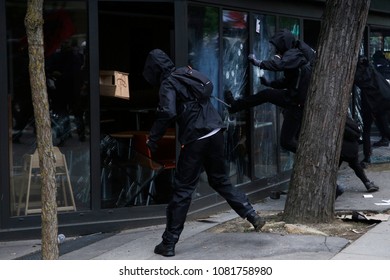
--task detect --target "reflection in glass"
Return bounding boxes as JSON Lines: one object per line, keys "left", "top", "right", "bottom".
{"left": 188, "top": 6, "right": 222, "bottom": 196}
{"left": 279, "top": 16, "right": 300, "bottom": 38}
{"left": 222, "top": 10, "right": 250, "bottom": 185}
{"left": 251, "top": 14, "right": 278, "bottom": 179}
{"left": 7, "top": 1, "right": 90, "bottom": 216}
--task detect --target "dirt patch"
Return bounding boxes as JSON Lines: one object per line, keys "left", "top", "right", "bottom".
{"left": 209, "top": 210, "right": 388, "bottom": 242}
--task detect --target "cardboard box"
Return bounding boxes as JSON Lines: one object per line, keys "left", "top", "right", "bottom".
{"left": 99, "top": 70, "right": 130, "bottom": 99}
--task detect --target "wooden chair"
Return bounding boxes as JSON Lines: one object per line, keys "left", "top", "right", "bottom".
{"left": 17, "top": 147, "right": 77, "bottom": 215}
{"left": 131, "top": 133, "right": 176, "bottom": 205}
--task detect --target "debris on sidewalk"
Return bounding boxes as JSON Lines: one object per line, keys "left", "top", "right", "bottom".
{"left": 338, "top": 211, "right": 390, "bottom": 224}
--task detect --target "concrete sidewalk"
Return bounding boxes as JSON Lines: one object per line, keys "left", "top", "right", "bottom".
{"left": 1, "top": 144, "right": 390, "bottom": 260}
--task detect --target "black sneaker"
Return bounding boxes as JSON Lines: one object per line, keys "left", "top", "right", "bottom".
{"left": 246, "top": 212, "right": 266, "bottom": 232}
{"left": 154, "top": 241, "right": 175, "bottom": 257}
{"left": 364, "top": 181, "right": 379, "bottom": 192}
{"left": 372, "top": 138, "right": 389, "bottom": 147}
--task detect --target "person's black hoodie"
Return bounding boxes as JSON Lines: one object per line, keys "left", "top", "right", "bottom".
{"left": 143, "top": 49, "right": 224, "bottom": 145}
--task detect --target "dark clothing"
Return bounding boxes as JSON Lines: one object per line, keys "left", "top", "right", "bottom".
{"left": 372, "top": 50, "right": 390, "bottom": 79}
{"left": 355, "top": 61, "right": 390, "bottom": 152}
{"left": 231, "top": 29, "right": 315, "bottom": 152}
{"left": 360, "top": 93, "right": 374, "bottom": 160}
{"left": 143, "top": 49, "right": 256, "bottom": 245}
{"left": 355, "top": 62, "right": 388, "bottom": 114}
{"left": 340, "top": 117, "right": 370, "bottom": 185}
{"left": 143, "top": 49, "right": 225, "bottom": 145}
{"left": 259, "top": 29, "right": 314, "bottom": 105}
{"left": 165, "top": 130, "right": 254, "bottom": 243}
{"left": 230, "top": 88, "right": 302, "bottom": 153}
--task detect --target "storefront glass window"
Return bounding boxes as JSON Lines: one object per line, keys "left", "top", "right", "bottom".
{"left": 188, "top": 5, "right": 224, "bottom": 196}
{"left": 250, "top": 14, "right": 278, "bottom": 179}
{"left": 221, "top": 10, "right": 250, "bottom": 185}
{"left": 98, "top": 2, "right": 174, "bottom": 208}
{"left": 279, "top": 16, "right": 300, "bottom": 38}
{"left": 7, "top": 1, "right": 90, "bottom": 216}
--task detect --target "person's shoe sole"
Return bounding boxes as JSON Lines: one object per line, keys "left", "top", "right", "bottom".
{"left": 367, "top": 186, "right": 379, "bottom": 192}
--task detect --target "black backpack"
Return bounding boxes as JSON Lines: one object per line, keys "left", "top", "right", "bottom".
{"left": 171, "top": 66, "right": 213, "bottom": 100}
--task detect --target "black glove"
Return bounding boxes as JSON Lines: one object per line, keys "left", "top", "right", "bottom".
{"left": 146, "top": 139, "right": 158, "bottom": 154}
{"left": 248, "top": 54, "right": 262, "bottom": 67}
{"left": 260, "top": 76, "right": 270, "bottom": 87}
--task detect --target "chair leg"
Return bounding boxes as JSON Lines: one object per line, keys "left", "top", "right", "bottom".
{"left": 146, "top": 180, "right": 155, "bottom": 206}
{"left": 63, "top": 156, "right": 76, "bottom": 211}
{"left": 23, "top": 164, "right": 33, "bottom": 215}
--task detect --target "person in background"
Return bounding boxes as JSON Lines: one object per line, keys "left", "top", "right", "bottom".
{"left": 355, "top": 56, "right": 390, "bottom": 167}
{"left": 143, "top": 49, "right": 265, "bottom": 257}
{"left": 338, "top": 116, "right": 380, "bottom": 196}
{"left": 370, "top": 50, "right": 390, "bottom": 148}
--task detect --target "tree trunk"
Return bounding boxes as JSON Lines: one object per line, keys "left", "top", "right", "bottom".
{"left": 283, "top": 0, "right": 370, "bottom": 223}
{"left": 25, "top": 0, "right": 59, "bottom": 259}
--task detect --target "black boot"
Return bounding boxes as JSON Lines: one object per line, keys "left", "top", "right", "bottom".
{"left": 154, "top": 241, "right": 175, "bottom": 257}
{"left": 246, "top": 211, "right": 265, "bottom": 232}
{"left": 364, "top": 181, "right": 379, "bottom": 192}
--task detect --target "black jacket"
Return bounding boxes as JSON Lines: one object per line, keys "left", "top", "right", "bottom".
{"left": 259, "top": 29, "right": 315, "bottom": 104}
{"left": 354, "top": 61, "right": 388, "bottom": 114}
{"left": 143, "top": 49, "right": 224, "bottom": 145}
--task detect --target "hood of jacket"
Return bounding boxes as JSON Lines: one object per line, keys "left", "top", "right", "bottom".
{"left": 269, "top": 29, "right": 296, "bottom": 55}
{"left": 143, "top": 49, "right": 175, "bottom": 86}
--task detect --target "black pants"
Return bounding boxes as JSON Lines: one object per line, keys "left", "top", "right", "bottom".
{"left": 162, "top": 130, "right": 255, "bottom": 244}
{"left": 231, "top": 88, "right": 303, "bottom": 153}
{"left": 339, "top": 147, "right": 370, "bottom": 184}
{"left": 373, "top": 102, "right": 390, "bottom": 140}
{"left": 361, "top": 95, "right": 374, "bottom": 160}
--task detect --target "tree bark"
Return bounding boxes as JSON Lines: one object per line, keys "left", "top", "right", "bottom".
{"left": 25, "top": 0, "right": 59, "bottom": 259}
{"left": 283, "top": 0, "right": 371, "bottom": 223}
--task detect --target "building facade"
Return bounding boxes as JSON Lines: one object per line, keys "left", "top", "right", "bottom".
{"left": 1, "top": 0, "right": 389, "bottom": 240}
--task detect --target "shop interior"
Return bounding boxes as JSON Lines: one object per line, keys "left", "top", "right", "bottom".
{"left": 98, "top": 2, "right": 176, "bottom": 208}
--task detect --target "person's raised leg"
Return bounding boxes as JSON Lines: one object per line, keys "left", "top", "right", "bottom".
{"left": 225, "top": 89, "right": 289, "bottom": 113}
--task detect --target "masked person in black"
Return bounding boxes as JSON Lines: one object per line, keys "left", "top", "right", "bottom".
{"left": 225, "top": 30, "right": 375, "bottom": 197}
{"left": 355, "top": 56, "right": 390, "bottom": 166}
{"left": 143, "top": 49, "right": 265, "bottom": 257}
{"left": 225, "top": 29, "right": 315, "bottom": 153}
{"left": 339, "top": 116, "right": 379, "bottom": 193}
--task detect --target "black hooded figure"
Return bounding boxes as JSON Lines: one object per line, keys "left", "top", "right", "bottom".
{"left": 143, "top": 49, "right": 265, "bottom": 257}
{"left": 225, "top": 28, "right": 315, "bottom": 153}
{"left": 355, "top": 56, "right": 390, "bottom": 164}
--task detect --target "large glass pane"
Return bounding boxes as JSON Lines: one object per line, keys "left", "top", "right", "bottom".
{"left": 222, "top": 10, "right": 250, "bottom": 184}
{"left": 250, "top": 14, "right": 278, "bottom": 179}
{"left": 279, "top": 16, "right": 300, "bottom": 38}
{"left": 188, "top": 5, "right": 221, "bottom": 197}
{"left": 98, "top": 2, "right": 175, "bottom": 208}
{"left": 7, "top": 1, "right": 90, "bottom": 216}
